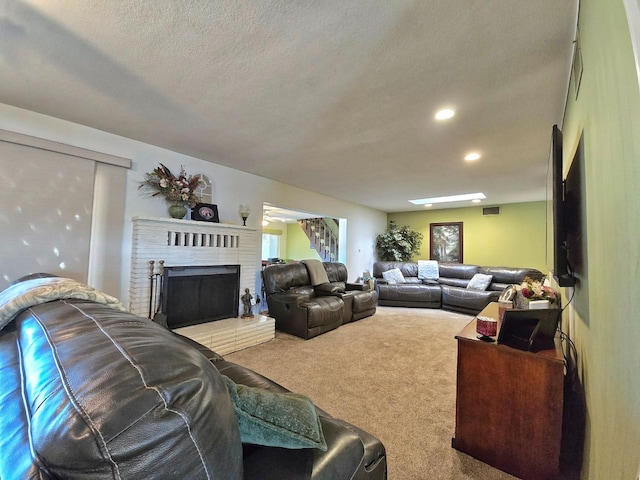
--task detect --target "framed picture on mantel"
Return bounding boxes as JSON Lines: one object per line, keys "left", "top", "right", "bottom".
{"left": 430, "top": 222, "right": 463, "bottom": 263}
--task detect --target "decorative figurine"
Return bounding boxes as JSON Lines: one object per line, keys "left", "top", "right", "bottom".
{"left": 241, "top": 288, "right": 254, "bottom": 318}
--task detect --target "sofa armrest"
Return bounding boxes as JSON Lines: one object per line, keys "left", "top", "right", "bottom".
{"left": 315, "top": 282, "right": 346, "bottom": 295}
{"left": 268, "top": 292, "right": 313, "bottom": 305}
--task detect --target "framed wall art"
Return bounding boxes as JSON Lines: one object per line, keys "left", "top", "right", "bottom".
{"left": 430, "top": 222, "right": 463, "bottom": 263}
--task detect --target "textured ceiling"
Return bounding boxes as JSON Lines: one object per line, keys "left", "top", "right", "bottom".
{"left": 0, "top": 1, "right": 577, "bottom": 212}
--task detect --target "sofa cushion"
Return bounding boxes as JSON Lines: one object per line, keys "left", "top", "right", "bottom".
{"left": 438, "top": 262, "right": 480, "bottom": 279}
{"left": 382, "top": 268, "right": 406, "bottom": 284}
{"left": 315, "top": 282, "right": 345, "bottom": 295}
{"left": 417, "top": 260, "right": 440, "bottom": 280}
{"left": 404, "top": 277, "right": 423, "bottom": 284}
{"left": 377, "top": 284, "right": 441, "bottom": 303}
{"left": 222, "top": 375, "right": 327, "bottom": 451}
{"left": 302, "top": 296, "right": 344, "bottom": 329}
{"left": 351, "top": 290, "right": 379, "bottom": 313}
{"left": 263, "top": 263, "right": 311, "bottom": 294}
{"left": 290, "top": 285, "right": 315, "bottom": 297}
{"left": 441, "top": 285, "right": 500, "bottom": 311}
{"left": 322, "top": 262, "right": 349, "bottom": 283}
{"left": 466, "top": 273, "right": 493, "bottom": 291}
{"left": 437, "top": 277, "right": 470, "bottom": 288}
{"left": 12, "top": 300, "right": 243, "bottom": 480}
{"left": 373, "top": 261, "right": 419, "bottom": 279}
{"left": 216, "top": 361, "right": 387, "bottom": 480}
{"left": 480, "top": 266, "right": 545, "bottom": 284}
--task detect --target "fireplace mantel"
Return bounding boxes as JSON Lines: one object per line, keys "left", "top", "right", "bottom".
{"left": 130, "top": 215, "right": 259, "bottom": 315}
{"left": 129, "top": 216, "right": 273, "bottom": 354}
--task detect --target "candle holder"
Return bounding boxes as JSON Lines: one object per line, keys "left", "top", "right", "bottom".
{"left": 239, "top": 204, "right": 250, "bottom": 226}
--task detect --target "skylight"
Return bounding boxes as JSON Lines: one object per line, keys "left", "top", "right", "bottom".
{"left": 409, "top": 192, "right": 486, "bottom": 205}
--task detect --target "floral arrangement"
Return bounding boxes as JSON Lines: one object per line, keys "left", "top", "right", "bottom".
{"left": 139, "top": 164, "right": 204, "bottom": 208}
{"left": 375, "top": 221, "right": 423, "bottom": 261}
{"left": 516, "top": 276, "right": 557, "bottom": 304}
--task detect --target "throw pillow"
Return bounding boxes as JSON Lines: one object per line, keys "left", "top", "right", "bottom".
{"left": 222, "top": 375, "right": 327, "bottom": 451}
{"left": 382, "top": 268, "right": 406, "bottom": 284}
{"left": 417, "top": 260, "right": 439, "bottom": 280}
{"left": 466, "top": 273, "right": 493, "bottom": 291}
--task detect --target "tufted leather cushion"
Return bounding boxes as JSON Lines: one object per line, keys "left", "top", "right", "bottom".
{"left": 263, "top": 263, "right": 311, "bottom": 294}
{"left": 2, "top": 300, "right": 243, "bottom": 480}
{"left": 437, "top": 262, "right": 481, "bottom": 279}
{"left": 479, "top": 266, "right": 545, "bottom": 284}
{"left": 302, "top": 296, "right": 344, "bottom": 328}
{"left": 441, "top": 285, "right": 500, "bottom": 312}
{"left": 352, "top": 290, "right": 378, "bottom": 313}
{"left": 377, "top": 284, "right": 441, "bottom": 303}
{"left": 372, "top": 261, "right": 419, "bottom": 279}
{"left": 322, "top": 262, "right": 349, "bottom": 283}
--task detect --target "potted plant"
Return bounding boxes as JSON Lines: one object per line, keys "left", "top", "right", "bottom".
{"left": 139, "top": 164, "right": 204, "bottom": 218}
{"left": 375, "top": 221, "right": 423, "bottom": 261}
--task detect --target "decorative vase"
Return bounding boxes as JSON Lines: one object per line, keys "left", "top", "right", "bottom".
{"left": 168, "top": 203, "right": 187, "bottom": 219}
{"left": 528, "top": 299, "right": 550, "bottom": 310}
{"left": 514, "top": 292, "right": 529, "bottom": 310}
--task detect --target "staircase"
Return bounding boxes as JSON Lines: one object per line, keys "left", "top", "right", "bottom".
{"left": 298, "top": 217, "right": 339, "bottom": 262}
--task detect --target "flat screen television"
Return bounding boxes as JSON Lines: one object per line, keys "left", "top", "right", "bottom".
{"left": 549, "top": 125, "right": 576, "bottom": 287}
{"left": 564, "top": 133, "right": 585, "bottom": 277}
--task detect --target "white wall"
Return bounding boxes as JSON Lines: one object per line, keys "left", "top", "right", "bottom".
{"left": 0, "top": 104, "right": 387, "bottom": 302}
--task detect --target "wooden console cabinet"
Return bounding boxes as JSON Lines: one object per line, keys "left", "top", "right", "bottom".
{"left": 453, "top": 303, "right": 564, "bottom": 480}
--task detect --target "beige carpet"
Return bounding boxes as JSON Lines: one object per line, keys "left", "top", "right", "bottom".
{"left": 226, "top": 306, "right": 518, "bottom": 480}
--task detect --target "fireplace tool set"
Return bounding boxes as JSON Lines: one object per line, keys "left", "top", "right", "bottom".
{"left": 148, "top": 260, "right": 167, "bottom": 328}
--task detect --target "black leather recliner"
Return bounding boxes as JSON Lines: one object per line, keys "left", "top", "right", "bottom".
{"left": 262, "top": 262, "right": 378, "bottom": 339}
{"left": 262, "top": 262, "right": 345, "bottom": 339}
{"left": 321, "top": 262, "right": 378, "bottom": 322}
{"left": 0, "top": 278, "right": 387, "bottom": 480}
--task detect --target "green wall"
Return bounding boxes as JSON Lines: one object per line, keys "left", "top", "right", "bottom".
{"left": 285, "top": 223, "right": 321, "bottom": 261}
{"left": 561, "top": 1, "right": 640, "bottom": 478}
{"left": 388, "top": 201, "right": 547, "bottom": 271}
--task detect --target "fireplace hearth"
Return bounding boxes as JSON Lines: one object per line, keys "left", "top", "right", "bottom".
{"left": 130, "top": 216, "right": 274, "bottom": 354}
{"left": 162, "top": 265, "right": 240, "bottom": 329}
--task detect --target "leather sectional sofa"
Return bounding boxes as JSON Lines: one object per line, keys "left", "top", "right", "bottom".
{"left": 373, "top": 261, "right": 544, "bottom": 315}
{"left": 262, "top": 262, "right": 378, "bottom": 340}
{"left": 0, "top": 274, "right": 386, "bottom": 480}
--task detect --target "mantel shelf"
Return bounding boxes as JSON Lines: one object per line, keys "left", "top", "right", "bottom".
{"left": 132, "top": 216, "right": 257, "bottom": 231}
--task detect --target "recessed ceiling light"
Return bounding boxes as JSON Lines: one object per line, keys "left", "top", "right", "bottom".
{"left": 472, "top": 199, "right": 482, "bottom": 203}
{"left": 423, "top": 204, "right": 433, "bottom": 208}
{"left": 435, "top": 108, "right": 455, "bottom": 120}
{"left": 409, "top": 192, "right": 486, "bottom": 205}
{"left": 464, "top": 152, "right": 481, "bottom": 161}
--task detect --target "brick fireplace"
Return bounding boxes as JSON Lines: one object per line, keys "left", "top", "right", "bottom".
{"left": 130, "top": 216, "right": 274, "bottom": 354}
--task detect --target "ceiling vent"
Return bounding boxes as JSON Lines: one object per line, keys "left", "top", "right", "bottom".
{"left": 482, "top": 206, "right": 501, "bottom": 216}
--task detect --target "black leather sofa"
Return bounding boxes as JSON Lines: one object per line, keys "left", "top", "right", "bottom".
{"left": 262, "top": 262, "right": 378, "bottom": 339}
{"left": 0, "top": 275, "right": 386, "bottom": 480}
{"left": 373, "top": 261, "right": 544, "bottom": 315}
